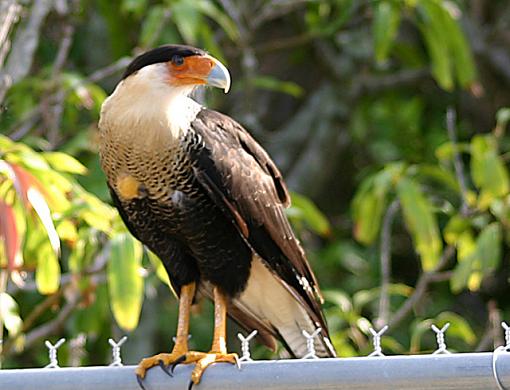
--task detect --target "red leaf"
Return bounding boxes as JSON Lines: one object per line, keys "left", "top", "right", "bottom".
{"left": 7, "top": 162, "right": 50, "bottom": 207}
{"left": 0, "top": 200, "right": 22, "bottom": 272}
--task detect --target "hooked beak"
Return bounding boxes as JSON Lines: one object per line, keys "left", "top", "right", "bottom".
{"left": 206, "top": 57, "right": 231, "bottom": 93}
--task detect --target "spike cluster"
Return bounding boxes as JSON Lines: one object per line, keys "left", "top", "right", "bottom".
{"left": 109, "top": 336, "right": 128, "bottom": 366}
{"left": 44, "top": 338, "right": 66, "bottom": 368}
{"left": 431, "top": 323, "right": 450, "bottom": 354}
{"left": 238, "top": 330, "right": 258, "bottom": 363}
{"left": 368, "top": 325, "right": 388, "bottom": 357}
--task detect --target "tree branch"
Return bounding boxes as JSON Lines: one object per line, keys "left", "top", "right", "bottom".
{"left": 389, "top": 245, "right": 455, "bottom": 329}
{"left": 375, "top": 200, "right": 399, "bottom": 329}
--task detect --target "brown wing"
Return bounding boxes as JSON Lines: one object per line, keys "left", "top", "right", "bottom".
{"left": 190, "top": 109, "right": 331, "bottom": 344}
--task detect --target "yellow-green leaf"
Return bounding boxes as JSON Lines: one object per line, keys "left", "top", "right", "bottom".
{"left": 107, "top": 233, "right": 144, "bottom": 331}
{"left": 397, "top": 177, "right": 442, "bottom": 270}
{"left": 352, "top": 163, "right": 404, "bottom": 245}
{"left": 0, "top": 292, "right": 22, "bottom": 337}
{"left": 147, "top": 250, "right": 174, "bottom": 293}
{"left": 42, "top": 152, "right": 88, "bottom": 175}
{"left": 417, "top": 1, "right": 453, "bottom": 91}
{"left": 288, "top": 192, "right": 331, "bottom": 237}
{"left": 373, "top": 1, "right": 402, "bottom": 63}
{"left": 470, "top": 134, "right": 509, "bottom": 209}
{"left": 444, "top": 214, "right": 470, "bottom": 245}
{"left": 35, "top": 240, "right": 61, "bottom": 295}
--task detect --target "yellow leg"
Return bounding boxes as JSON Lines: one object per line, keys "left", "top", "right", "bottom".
{"left": 189, "top": 287, "right": 238, "bottom": 385}
{"left": 135, "top": 285, "right": 237, "bottom": 389}
{"left": 135, "top": 282, "right": 195, "bottom": 381}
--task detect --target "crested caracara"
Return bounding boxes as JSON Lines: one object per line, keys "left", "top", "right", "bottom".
{"left": 98, "top": 44, "right": 336, "bottom": 388}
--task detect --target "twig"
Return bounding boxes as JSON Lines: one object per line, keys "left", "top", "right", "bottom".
{"left": 87, "top": 56, "right": 132, "bottom": 84}
{"left": 2, "top": 292, "right": 79, "bottom": 358}
{"left": 446, "top": 107, "right": 470, "bottom": 216}
{"left": 21, "top": 291, "right": 63, "bottom": 332}
{"left": 476, "top": 300, "right": 503, "bottom": 351}
{"left": 375, "top": 200, "right": 399, "bottom": 329}
{"left": 389, "top": 246, "right": 455, "bottom": 329}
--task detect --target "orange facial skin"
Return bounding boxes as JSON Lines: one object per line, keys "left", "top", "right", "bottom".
{"left": 167, "top": 55, "right": 215, "bottom": 87}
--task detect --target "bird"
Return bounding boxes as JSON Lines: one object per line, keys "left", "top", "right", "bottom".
{"left": 98, "top": 44, "right": 336, "bottom": 388}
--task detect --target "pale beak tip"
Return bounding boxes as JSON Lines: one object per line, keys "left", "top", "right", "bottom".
{"left": 207, "top": 58, "right": 231, "bottom": 94}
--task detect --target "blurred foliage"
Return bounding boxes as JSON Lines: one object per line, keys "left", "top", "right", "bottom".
{"left": 1, "top": 0, "right": 510, "bottom": 369}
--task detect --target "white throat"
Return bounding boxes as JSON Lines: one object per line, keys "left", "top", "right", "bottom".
{"left": 99, "top": 63, "right": 202, "bottom": 142}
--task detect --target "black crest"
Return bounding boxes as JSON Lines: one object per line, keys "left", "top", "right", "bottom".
{"left": 122, "top": 44, "right": 206, "bottom": 80}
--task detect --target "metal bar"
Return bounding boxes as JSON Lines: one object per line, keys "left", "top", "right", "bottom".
{"left": 0, "top": 353, "right": 509, "bottom": 390}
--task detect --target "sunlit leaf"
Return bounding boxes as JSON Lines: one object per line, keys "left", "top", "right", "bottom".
{"left": 470, "top": 134, "right": 509, "bottom": 209}
{"left": 35, "top": 240, "right": 61, "bottom": 295}
{"left": 476, "top": 222, "right": 502, "bottom": 271}
{"left": 27, "top": 188, "right": 60, "bottom": 255}
{"left": 373, "top": 1, "right": 401, "bottom": 63}
{"left": 444, "top": 214, "right": 470, "bottom": 245}
{"left": 147, "top": 250, "right": 172, "bottom": 289}
{"left": 0, "top": 292, "right": 23, "bottom": 337}
{"left": 288, "top": 192, "right": 331, "bottom": 237}
{"left": 42, "top": 152, "right": 88, "bottom": 175}
{"left": 107, "top": 233, "right": 144, "bottom": 331}
{"left": 451, "top": 224, "right": 501, "bottom": 293}
{"left": 397, "top": 177, "right": 442, "bottom": 270}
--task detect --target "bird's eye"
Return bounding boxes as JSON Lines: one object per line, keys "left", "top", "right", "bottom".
{"left": 171, "top": 55, "right": 184, "bottom": 66}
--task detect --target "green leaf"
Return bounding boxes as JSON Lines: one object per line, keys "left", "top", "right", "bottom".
{"left": 107, "top": 233, "right": 144, "bottom": 331}
{"left": 251, "top": 76, "right": 304, "bottom": 98}
{"left": 444, "top": 214, "right": 470, "bottom": 245}
{"left": 288, "top": 192, "right": 331, "bottom": 237}
{"left": 438, "top": 3, "right": 476, "bottom": 87}
{"left": 171, "top": 0, "right": 202, "bottom": 44}
{"left": 140, "top": 6, "right": 168, "bottom": 48}
{"left": 147, "top": 250, "right": 172, "bottom": 290}
{"left": 470, "top": 134, "right": 509, "bottom": 208}
{"left": 42, "top": 152, "right": 88, "bottom": 175}
{"left": 35, "top": 239, "right": 61, "bottom": 295}
{"left": 192, "top": 0, "right": 239, "bottom": 42}
{"left": 476, "top": 222, "right": 502, "bottom": 271}
{"left": 451, "top": 224, "right": 502, "bottom": 292}
{"left": 0, "top": 292, "right": 22, "bottom": 337}
{"left": 352, "top": 163, "right": 404, "bottom": 245}
{"left": 416, "top": 1, "right": 454, "bottom": 90}
{"left": 373, "top": 1, "right": 402, "bottom": 63}
{"left": 397, "top": 177, "right": 442, "bottom": 270}
{"left": 437, "top": 311, "right": 476, "bottom": 346}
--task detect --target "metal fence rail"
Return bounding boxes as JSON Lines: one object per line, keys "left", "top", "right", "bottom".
{"left": 1, "top": 352, "right": 510, "bottom": 390}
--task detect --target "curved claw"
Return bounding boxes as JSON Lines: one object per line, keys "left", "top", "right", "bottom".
{"left": 158, "top": 360, "right": 172, "bottom": 377}
{"left": 136, "top": 374, "right": 147, "bottom": 390}
{"left": 170, "top": 354, "right": 187, "bottom": 374}
{"left": 188, "top": 380, "right": 194, "bottom": 390}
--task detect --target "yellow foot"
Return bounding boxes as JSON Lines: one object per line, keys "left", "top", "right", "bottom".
{"left": 189, "top": 352, "right": 239, "bottom": 388}
{"left": 135, "top": 351, "right": 238, "bottom": 390}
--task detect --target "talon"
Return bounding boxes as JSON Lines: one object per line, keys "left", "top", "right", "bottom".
{"left": 136, "top": 374, "right": 146, "bottom": 390}
{"left": 188, "top": 380, "right": 194, "bottom": 390}
{"left": 158, "top": 360, "right": 172, "bottom": 377}
{"left": 170, "top": 354, "right": 187, "bottom": 374}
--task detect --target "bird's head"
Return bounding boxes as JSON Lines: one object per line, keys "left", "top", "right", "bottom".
{"left": 122, "top": 44, "right": 231, "bottom": 94}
